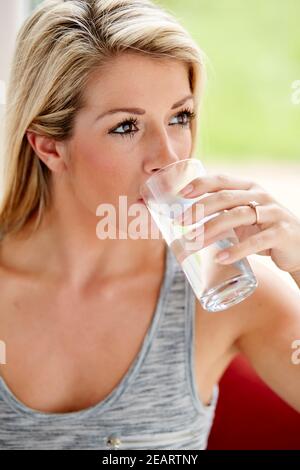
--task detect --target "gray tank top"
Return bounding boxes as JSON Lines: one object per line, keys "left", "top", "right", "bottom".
{"left": 0, "top": 245, "right": 219, "bottom": 450}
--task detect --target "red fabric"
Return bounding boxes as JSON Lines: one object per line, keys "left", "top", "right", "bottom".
{"left": 207, "top": 355, "right": 300, "bottom": 450}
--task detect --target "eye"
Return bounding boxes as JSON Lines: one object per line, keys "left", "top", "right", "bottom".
{"left": 108, "top": 117, "right": 139, "bottom": 139}
{"left": 169, "top": 108, "right": 196, "bottom": 128}
{"left": 108, "top": 108, "right": 196, "bottom": 140}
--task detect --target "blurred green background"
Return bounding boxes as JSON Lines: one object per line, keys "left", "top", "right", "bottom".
{"left": 161, "top": 0, "right": 300, "bottom": 163}
{"left": 30, "top": 0, "right": 300, "bottom": 163}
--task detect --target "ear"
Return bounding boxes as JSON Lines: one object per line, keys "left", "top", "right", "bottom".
{"left": 26, "top": 131, "right": 68, "bottom": 173}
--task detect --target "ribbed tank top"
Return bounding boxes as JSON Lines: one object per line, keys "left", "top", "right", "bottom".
{"left": 0, "top": 244, "right": 219, "bottom": 450}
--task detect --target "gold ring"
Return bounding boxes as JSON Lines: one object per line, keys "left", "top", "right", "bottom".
{"left": 248, "top": 200, "right": 261, "bottom": 225}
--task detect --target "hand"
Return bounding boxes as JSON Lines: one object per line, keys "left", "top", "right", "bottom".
{"left": 176, "top": 173, "right": 300, "bottom": 274}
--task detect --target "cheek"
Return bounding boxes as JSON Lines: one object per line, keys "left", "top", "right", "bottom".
{"left": 87, "top": 151, "right": 134, "bottom": 191}
{"left": 69, "top": 143, "right": 137, "bottom": 212}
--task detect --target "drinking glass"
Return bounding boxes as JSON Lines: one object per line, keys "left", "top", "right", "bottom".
{"left": 139, "top": 158, "right": 258, "bottom": 312}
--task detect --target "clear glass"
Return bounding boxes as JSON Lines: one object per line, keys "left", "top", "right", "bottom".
{"left": 140, "top": 158, "right": 258, "bottom": 312}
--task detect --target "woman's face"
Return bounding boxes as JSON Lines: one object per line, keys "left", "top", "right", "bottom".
{"left": 64, "top": 52, "right": 195, "bottom": 215}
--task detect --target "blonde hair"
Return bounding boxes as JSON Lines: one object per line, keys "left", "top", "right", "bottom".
{"left": 0, "top": 0, "right": 206, "bottom": 240}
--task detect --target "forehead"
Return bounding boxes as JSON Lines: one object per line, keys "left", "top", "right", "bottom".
{"left": 83, "top": 53, "right": 191, "bottom": 108}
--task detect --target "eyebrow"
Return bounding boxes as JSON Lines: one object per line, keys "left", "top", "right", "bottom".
{"left": 95, "top": 94, "right": 194, "bottom": 121}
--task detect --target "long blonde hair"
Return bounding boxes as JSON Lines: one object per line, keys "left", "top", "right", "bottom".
{"left": 0, "top": 0, "right": 206, "bottom": 240}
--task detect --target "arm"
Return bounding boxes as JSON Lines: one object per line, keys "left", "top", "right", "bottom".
{"left": 234, "top": 258, "right": 300, "bottom": 413}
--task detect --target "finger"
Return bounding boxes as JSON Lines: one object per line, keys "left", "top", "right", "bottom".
{"left": 203, "top": 204, "right": 281, "bottom": 239}
{"left": 184, "top": 188, "right": 272, "bottom": 221}
{"left": 186, "top": 226, "right": 270, "bottom": 256}
{"left": 214, "top": 227, "right": 277, "bottom": 264}
{"left": 178, "top": 173, "right": 255, "bottom": 199}
{"left": 177, "top": 195, "right": 280, "bottom": 228}
{"left": 187, "top": 228, "right": 233, "bottom": 249}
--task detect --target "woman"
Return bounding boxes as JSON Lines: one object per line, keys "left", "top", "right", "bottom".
{"left": 0, "top": 0, "right": 299, "bottom": 450}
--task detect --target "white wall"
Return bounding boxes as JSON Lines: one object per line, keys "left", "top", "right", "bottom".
{"left": 0, "top": 0, "right": 29, "bottom": 85}
{"left": 0, "top": 0, "right": 30, "bottom": 192}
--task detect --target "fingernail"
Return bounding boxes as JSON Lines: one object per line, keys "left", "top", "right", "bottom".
{"left": 215, "top": 251, "right": 230, "bottom": 263}
{"left": 179, "top": 183, "right": 194, "bottom": 196}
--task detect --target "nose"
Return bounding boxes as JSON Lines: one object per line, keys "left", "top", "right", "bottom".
{"left": 145, "top": 153, "right": 179, "bottom": 175}
{"left": 143, "top": 128, "right": 180, "bottom": 175}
